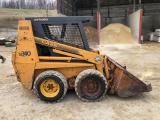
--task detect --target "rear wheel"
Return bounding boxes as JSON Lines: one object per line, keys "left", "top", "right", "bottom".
{"left": 75, "top": 69, "right": 107, "bottom": 102}
{"left": 34, "top": 70, "right": 68, "bottom": 102}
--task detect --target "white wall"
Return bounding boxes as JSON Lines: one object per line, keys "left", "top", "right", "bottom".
{"left": 128, "top": 9, "right": 142, "bottom": 43}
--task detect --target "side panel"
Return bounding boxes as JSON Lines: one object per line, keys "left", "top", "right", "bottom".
{"left": 35, "top": 62, "right": 94, "bottom": 69}
{"left": 15, "top": 20, "right": 39, "bottom": 63}
{"left": 12, "top": 20, "right": 39, "bottom": 90}
{"left": 15, "top": 64, "right": 36, "bottom": 89}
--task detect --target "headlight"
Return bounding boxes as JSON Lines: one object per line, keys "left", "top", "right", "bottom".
{"left": 94, "top": 56, "right": 101, "bottom": 62}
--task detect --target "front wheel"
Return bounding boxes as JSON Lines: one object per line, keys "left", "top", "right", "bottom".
{"left": 34, "top": 70, "right": 68, "bottom": 102}
{"left": 75, "top": 69, "right": 107, "bottom": 102}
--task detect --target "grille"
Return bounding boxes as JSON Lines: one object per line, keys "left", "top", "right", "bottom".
{"left": 42, "top": 23, "right": 84, "bottom": 49}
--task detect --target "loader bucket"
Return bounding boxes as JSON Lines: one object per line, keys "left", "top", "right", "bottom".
{"left": 106, "top": 57, "right": 152, "bottom": 97}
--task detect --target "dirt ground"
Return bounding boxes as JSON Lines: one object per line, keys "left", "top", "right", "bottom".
{"left": 0, "top": 42, "right": 160, "bottom": 120}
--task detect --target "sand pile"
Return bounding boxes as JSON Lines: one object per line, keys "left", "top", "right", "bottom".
{"left": 84, "top": 26, "right": 98, "bottom": 44}
{"left": 100, "top": 23, "right": 135, "bottom": 44}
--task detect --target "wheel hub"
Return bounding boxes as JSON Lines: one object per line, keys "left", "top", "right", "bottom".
{"left": 40, "top": 79, "right": 60, "bottom": 97}
{"left": 82, "top": 78, "right": 101, "bottom": 97}
{"left": 85, "top": 80, "right": 98, "bottom": 93}
{"left": 47, "top": 84, "right": 54, "bottom": 90}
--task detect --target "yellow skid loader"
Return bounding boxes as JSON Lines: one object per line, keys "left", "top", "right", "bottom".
{"left": 12, "top": 16, "right": 151, "bottom": 102}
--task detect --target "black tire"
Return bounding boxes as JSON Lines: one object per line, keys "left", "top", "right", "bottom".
{"left": 75, "top": 69, "right": 107, "bottom": 102}
{"left": 34, "top": 70, "right": 68, "bottom": 102}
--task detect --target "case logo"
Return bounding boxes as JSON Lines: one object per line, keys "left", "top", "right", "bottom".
{"left": 19, "top": 51, "right": 31, "bottom": 56}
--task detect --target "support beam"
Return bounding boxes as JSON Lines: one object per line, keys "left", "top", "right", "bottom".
{"left": 139, "top": 0, "right": 141, "bottom": 9}
{"left": 139, "top": 9, "right": 143, "bottom": 44}
{"left": 97, "top": 0, "right": 101, "bottom": 45}
{"left": 91, "top": 0, "right": 94, "bottom": 16}
{"left": 133, "top": 0, "right": 136, "bottom": 12}
{"left": 107, "top": 0, "right": 109, "bottom": 18}
{"left": 129, "top": 0, "right": 132, "bottom": 14}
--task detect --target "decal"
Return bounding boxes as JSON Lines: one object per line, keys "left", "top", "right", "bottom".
{"left": 19, "top": 26, "right": 29, "bottom": 30}
{"left": 19, "top": 51, "right": 31, "bottom": 56}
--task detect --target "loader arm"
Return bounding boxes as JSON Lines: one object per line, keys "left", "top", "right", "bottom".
{"left": 34, "top": 37, "right": 105, "bottom": 74}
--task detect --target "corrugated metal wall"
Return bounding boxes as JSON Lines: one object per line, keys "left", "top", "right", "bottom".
{"left": 80, "top": 3, "right": 160, "bottom": 34}
{"left": 58, "top": 1, "right": 160, "bottom": 19}
{"left": 77, "top": 3, "right": 160, "bottom": 20}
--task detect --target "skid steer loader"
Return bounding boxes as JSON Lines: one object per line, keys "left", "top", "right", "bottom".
{"left": 12, "top": 16, "right": 152, "bottom": 102}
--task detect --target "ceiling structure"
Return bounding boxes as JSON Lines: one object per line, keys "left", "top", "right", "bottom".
{"left": 58, "top": 0, "right": 160, "bottom": 17}
{"left": 74, "top": 0, "right": 160, "bottom": 9}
